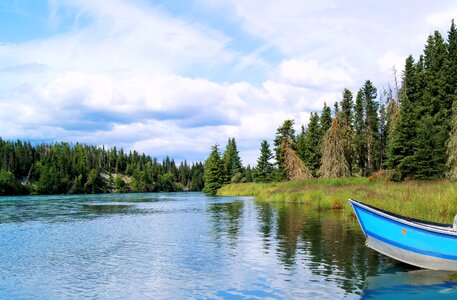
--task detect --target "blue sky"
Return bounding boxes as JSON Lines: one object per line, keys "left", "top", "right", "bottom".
{"left": 1, "top": 0, "right": 457, "bottom": 164}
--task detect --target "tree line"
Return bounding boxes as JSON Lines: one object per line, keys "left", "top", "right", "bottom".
{"left": 204, "top": 20, "right": 457, "bottom": 192}
{"left": 0, "top": 139, "right": 204, "bottom": 195}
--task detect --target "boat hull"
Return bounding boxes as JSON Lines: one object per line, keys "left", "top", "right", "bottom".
{"left": 350, "top": 199, "right": 457, "bottom": 271}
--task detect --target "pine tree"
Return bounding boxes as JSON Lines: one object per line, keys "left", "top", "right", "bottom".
{"left": 302, "top": 113, "right": 322, "bottom": 176}
{"left": 447, "top": 20, "right": 457, "bottom": 97}
{"left": 274, "top": 119, "right": 312, "bottom": 181}
{"left": 203, "top": 145, "right": 224, "bottom": 195}
{"left": 340, "top": 89, "right": 353, "bottom": 127}
{"left": 296, "top": 125, "right": 306, "bottom": 162}
{"left": 339, "top": 89, "right": 355, "bottom": 175}
{"left": 320, "top": 103, "right": 332, "bottom": 134}
{"left": 363, "top": 80, "right": 380, "bottom": 174}
{"left": 222, "top": 138, "right": 242, "bottom": 184}
{"left": 274, "top": 120, "right": 296, "bottom": 181}
{"left": 244, "top": 165, "right": 253, "bottom": 182}
{"left": 447, "top": 101, "right": 457, "bottom": 178}
{"left": 413, "top": 114, "right": 445, "bottom": 179}
{"left": 254, "top": 140, "right": 274, "bottom": 183}
{"left": 354, "top": 89, "right": 366, "bottom": 175}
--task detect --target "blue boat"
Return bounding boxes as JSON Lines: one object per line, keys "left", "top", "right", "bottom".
{"left": 349, "top": 199, "right": 457, "bottom": 271}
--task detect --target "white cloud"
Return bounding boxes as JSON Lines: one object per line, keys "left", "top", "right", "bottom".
{"left": 0, "top": 0, "right": 233, "bottom": 77}
{"left": 275, "top": 59, "right": 353, "bottom": 90}
{"left": 4, "top": 0, "right": 457, "bottom": 165}
{"left": 376, "top": 51, "right": 406, "bottom": 75}
{"left": 426, "top": 5, "right": 457, "bottom": 30}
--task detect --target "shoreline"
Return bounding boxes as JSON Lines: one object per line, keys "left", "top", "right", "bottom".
{"left": 217, "top": 178, "right": 457, "bottom": 224}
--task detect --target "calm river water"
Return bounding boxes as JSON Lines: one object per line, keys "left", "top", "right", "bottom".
{"left": 1, "top": 193, "right": 457, "bottom": 299}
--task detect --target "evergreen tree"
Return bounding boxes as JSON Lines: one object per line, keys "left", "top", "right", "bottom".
{"left": 363, "top": 80, "right": 380, "bottom": 174}
{"left": 296, "top": 125, "right": 306, "bottom": 163}
{"left": 203, "top": 145, "right": 224, "bottom": 195}
{"left": 320, "top": 103, "right": 332, "bottom": 134}
{"left": 447, "top": 20, "right": 457, "bottom": 97}
{"left": 302, "top": 113, "right": 322, "bottom": 176}
{"left": 274, "top": 120, "right": 296, "bottom": 181}
{"left": 340, "top": 89, "right": 354, "bottom": 127}
{"left": 354, "top": 89, "right": 366, "bottom": 175}
{"left": 254, "top": 140, "right": 274, "bottom": 183}
{"left": 244, "top": 165, "right": 253, "bottom": 182}
{"left": 413, "top": 114, "right": 445, "bottom": 179}
{"left": 387, "top": 97, "right": 417, "bottom": 180}
{"left": 222, "top": 138, "right": 242, "bottom": 184}
{"left": 447, "top": 101, "right": 457, "bottom": 178}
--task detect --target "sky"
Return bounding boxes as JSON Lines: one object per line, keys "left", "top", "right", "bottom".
{"left": 1, "top": 0, "right": 457, "bottom": 165}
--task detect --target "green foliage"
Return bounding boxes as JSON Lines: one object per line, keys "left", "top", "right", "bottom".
{"left": 156, "top": 172, "right": 176, "bottom": 192}
{"left": 114, "top": 175, "right": 130, "bottom": 193}
{"left": 387, "top": 22, "right": 457, "bottom": 180}
{"left": 274, "top": 120, "right": 296, "bottom": 181}
{"left": 254, "top": 140, "right": 274, "bottom": 183}
{"left": 0, "top": 169, "right": 25, "bottom": 195}
{"left": 320, "top": 103, "right": 332, "bottom": 134}
{"left": 219, "top": 178, "right": 457, "bottom": 224}
{"left": 447, "top": 101, "right": 457, "bottom": 178}
{"left": 301, "top": 113, "right": 322, "bottom": 177}
{"left": 203, "top": 145, "right": 224, "bottom": 195}
{"left": 222, "top": 138, "right": 242, "bottom": 184}
{"left": 0, "top": 138, "right": 204, "bottom": 195}
{"left": 340, "top": 89, "right": 353, "bottom": 127}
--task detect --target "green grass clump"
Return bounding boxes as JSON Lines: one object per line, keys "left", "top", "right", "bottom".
{"left": 217, "top": 178, "right": 457, "bottom": 224}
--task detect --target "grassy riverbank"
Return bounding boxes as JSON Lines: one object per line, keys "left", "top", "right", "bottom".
{"left": 218, "top": 178, "right": 457, "bottom": 224}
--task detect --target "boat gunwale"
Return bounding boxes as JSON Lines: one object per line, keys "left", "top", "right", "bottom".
{"left": 348, "top": 199, "right": 457, "bottom": 237}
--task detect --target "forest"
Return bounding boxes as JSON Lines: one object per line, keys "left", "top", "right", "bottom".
{"left": 0, "top": 140, "right": 204, "bottom": 195}
{"left": 204, "top": 20, "right": 457, "bottom": 194}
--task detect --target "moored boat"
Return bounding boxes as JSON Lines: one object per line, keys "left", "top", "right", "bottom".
{"left": 349, "top": 199, "right": 457, "bottom": 271}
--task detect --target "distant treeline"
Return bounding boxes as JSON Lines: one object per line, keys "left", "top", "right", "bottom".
{"left": 0, "top": 139, "right": 204, "bottom": 195}
{"left": 204, "top": 20, "right": 457, "bottom": 192}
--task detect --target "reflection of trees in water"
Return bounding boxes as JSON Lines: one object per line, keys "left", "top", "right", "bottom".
{"left": 255, "top": 202, "right": 275, "bottom": 252}
{"left": 207, "top": 201, "right": 244, "bottom": 248}
{"left": 301, "top": 211, "right": 381, "bottom": 294}
{"left": 275, "top": 203, "right": 306, "bottom": 268}
{"left": 254, "top": 201, "right": 383, "bottom": 295}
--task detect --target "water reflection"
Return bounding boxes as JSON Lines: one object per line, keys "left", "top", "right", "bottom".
{"left": 207, "top": 200, "right": 244, "bottom": 248}
{"left": 362, "top": 269, "right": 457, "bottom": 299}
{"left": 254, "top": 201, "right": 384, "bottom": 295}
{"left": 3, "top": 193, "right": 457, "bottom": 298}
{"left": 0, "top": 193, "right": 167, "bottom": 224}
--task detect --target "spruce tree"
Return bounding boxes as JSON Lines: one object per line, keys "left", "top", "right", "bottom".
{"left": 203, "top": 144, "right": 224, "bottom": 195}
{"left": 320, "top": 103, "right": 332, "bottom": 134}
{"left": 447, "top": 20, "right": 457, "bottom": 97}
{"left": 254, "top": 140, "right": 274, "bottom": 182}
{"left": 413, "top": 114, "right": 445, "bottom": 179}
{"left": 296, "top": 125, "right": 307, "bottom": 163}
{"left": 340, "top": 89, "right": 354, "bottom": 127}
{"left": 447, "top": 101, "right": 457, "bottom": 178}
{"left": 354, "top": 89, "right": 366, "bottom": 175}
{"left": 274, "top": 120, "right": 312, "bottom": 181}
{"left": 222, "top": 138, "right": 242, "bottom": 184}
{"left": 363, "top": 80, "right": 380, "bottom": 174}
{"left": 274, "top": 120, "right": 296, "bottom": 181}
{"left": 303, "top": 113, "right": 322, "bottom": 177}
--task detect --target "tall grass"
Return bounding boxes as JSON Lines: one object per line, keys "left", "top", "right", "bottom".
{"left": 217, "top": 178, "right": 457, "bottom": 224}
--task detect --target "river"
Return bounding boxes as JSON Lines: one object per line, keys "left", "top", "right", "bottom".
{"left": 0, "top": 193, "right": 456, "bottom": 299}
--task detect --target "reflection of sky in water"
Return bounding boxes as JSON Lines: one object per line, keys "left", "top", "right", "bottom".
{"left": 0, "top": 193, "right": 456, "bottom": 299}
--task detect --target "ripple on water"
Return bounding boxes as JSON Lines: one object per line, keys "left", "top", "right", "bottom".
{"left": 2, "top": 193, "right": 455, "bottom": 299}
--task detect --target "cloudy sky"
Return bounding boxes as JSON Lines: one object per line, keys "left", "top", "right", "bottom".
{"left": 1, "top": 0, "right": 456, "bottom": 164}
